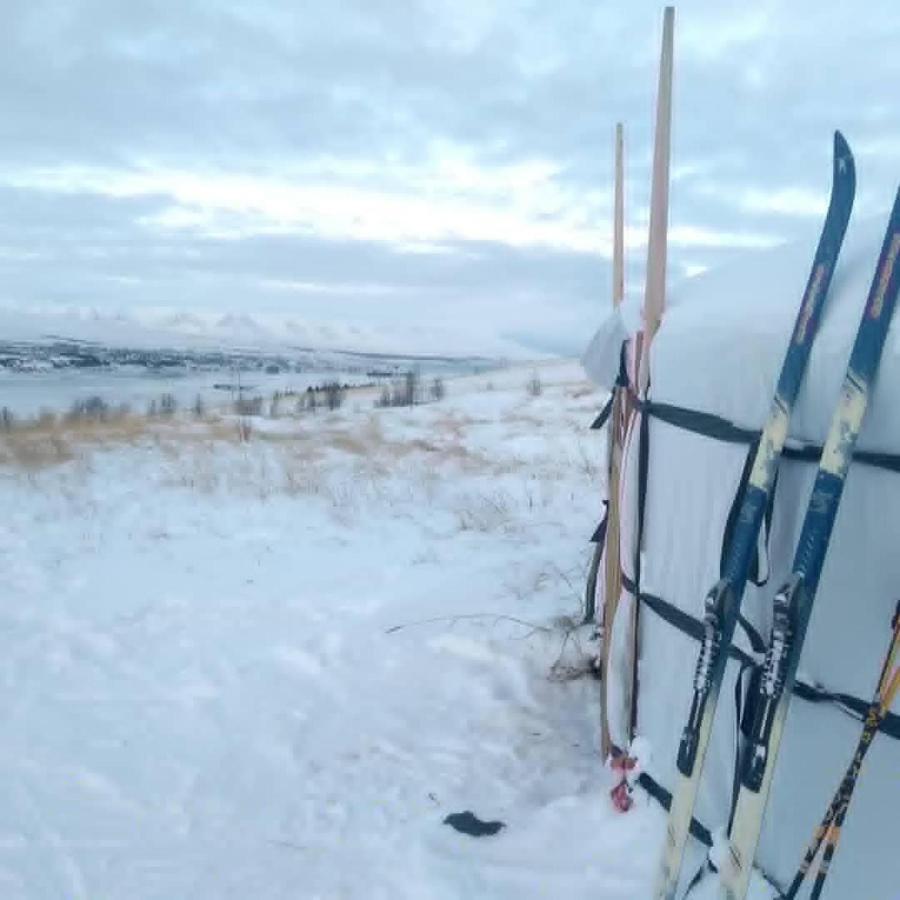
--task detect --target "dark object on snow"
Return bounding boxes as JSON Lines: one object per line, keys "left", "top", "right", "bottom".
{"left": 443, "top": 810, "right": 505, "bottom": 837}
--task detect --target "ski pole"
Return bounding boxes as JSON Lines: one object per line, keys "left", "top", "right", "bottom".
{"left": 808, "top": 665, "right": 899, "bottom": 899}
{"left": 782, "top": 602, "right": 899, "bottom": 899}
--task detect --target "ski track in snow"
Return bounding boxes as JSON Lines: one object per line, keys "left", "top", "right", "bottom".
{"left": 0, "top": 362, "right": 774, "bottom": 899}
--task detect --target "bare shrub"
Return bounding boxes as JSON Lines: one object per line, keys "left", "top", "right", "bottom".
{"left": 402, "top": 370, "right": 419, "bottom": 406}
{"left": 323, "top": 381, "right": 345, "bottom": 411}
{"left": 375, "top": 371, "right": 421, "bottom": 408}
{"left": 234, "top": 395, "right": 263, "bottom": 416}
{"left": 68, "top": 395, "right": 110, "bottom": 422}
{"left": 160, "top": 393, "right": 177, "bottom": 417}
{"left": 454, "top": 491, "right": 514, "bottom": 532}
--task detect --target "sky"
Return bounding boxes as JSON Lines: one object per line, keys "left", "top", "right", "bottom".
{"left": 0, "top": 0, "right": 899, "bottom": 355}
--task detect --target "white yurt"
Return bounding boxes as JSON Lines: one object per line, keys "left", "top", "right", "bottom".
{"left": 583, "top": 214, "right": 900, "bottom": 898}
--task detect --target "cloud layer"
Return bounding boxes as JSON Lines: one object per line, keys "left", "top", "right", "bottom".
{"left": 1, "top": 0, "right": 898, "bottom": 353}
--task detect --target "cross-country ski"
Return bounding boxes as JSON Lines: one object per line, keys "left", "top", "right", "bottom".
{"left": 716, "top": 185, "right": 900, "bottom": 900}
{"left": 652, "top": 131, "right": 855, "bottom": 900}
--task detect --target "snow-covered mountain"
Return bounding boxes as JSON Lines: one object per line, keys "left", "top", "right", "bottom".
{"left": 0, "top": 302, "right": 534, "bottom": 363}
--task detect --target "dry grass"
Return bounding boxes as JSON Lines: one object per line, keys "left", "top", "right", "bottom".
{"left": 432, "top": 412, "right": 478, "bottom": 437}
{"left": 454, "top": 491, "right": 516, "bottom": 532}
{"left": 503, "top": 406, "right": 550, "bottom": 428}
{"left": 567, "top": 382, "right": 598, "bottom": 400}
{"left": 0, "top": 412, "right": 284, "bottom": 471}
{"left": 0, "top": 376, "right": 598, "bottom": 533}
{"left": 0, "top": 413, "right": 586, "bottom": 519}
{"left": 0, "top": 415, "right": 151, "bottom": 469}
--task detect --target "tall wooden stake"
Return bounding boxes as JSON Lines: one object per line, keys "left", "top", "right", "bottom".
{"left": 599, "top": 122, "right": 626, "bottom": 759}
{"left": 614, "top": 122, "right": 625, "bottom": 309}
{"left": 637, "top": 5, "right": 674, "bottom": 392}
{"left": 628, "top": 5, "right": 674, "bottom": 745}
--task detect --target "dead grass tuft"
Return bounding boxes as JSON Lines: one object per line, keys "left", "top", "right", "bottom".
{"left": 0, "top": 414, "right": 261, "bottom": 472}
{"left": 454, "top": 491, "right": 516, "bottom": 532}
{"left": 567, "top": 382, "right": 597, "bottom": 399}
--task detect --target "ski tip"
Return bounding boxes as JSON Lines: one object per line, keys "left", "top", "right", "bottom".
{"left": 832, "top": 130, "right": 855, "bottom": 195}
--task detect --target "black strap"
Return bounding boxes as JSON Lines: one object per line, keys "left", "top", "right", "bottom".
{"left": 635, "top": 587, "right": 900, "bottom": 741}
{"left": 634, "top": 585, "right": 762, "bottom": 669}
{"left": 590, "top": 502, "right": 609, "bottom": 544}
{"left": 736, "top": 612, "right": 768, "bottom": 657}
{"left": 720, "top": 441, "right": 759, "bottom": 578}
{"left": 616, "top": 340, "right": 630, "bottom": 388}
{"left": 641, "top": 399, "right": 759, "bottom": 445}
{"left": 591, "top": 342, "right": 631, "bottom": 431}
{"left": 683, "top": 860, "right": 716, "bottom": 897}
{"left": 755, "top": 466, "right": 778, "bottom": 587}
{"left": 740, "top": 665, "right": 763, "bottom": 739}
{"left": 791, "top": 680, "right": 900, "bottom": 738}
{"left": 582, "top": 542, "right": 603, "bottom": 626}
{"left": 628, "top": 406, "right": 651, "bottom": 740}
{"left": 714, "top": 440, "right": 772, "bottom": 656}
{"left": 718, "top": 438, "right": 777, "bottom": 597}
{"left": 637, "top": 772, "right": 712, "bottom": 847}
{"left": 590, "top": 393, "right": 615, "bottom": 431}
{"left": 729, "top": 663, "right": 754, "bottom": 829}
{"left": 636, "top": 398, "right": 900, "bottom": 474}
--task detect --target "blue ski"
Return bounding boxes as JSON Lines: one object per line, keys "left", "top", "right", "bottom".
{"left": 718, "top": 186, "right": 900, "bottom": 900}
{"left": 653, "top": 132, "right": 856, "bottom": 900}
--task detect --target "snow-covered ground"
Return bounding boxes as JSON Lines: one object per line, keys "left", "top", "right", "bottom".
{"left": 0, "top": 360, "right": 772, "bottom": 899}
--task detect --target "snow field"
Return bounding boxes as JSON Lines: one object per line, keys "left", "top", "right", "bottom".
{"left": 0, "top": 362, "right": 675, "bottom": 899}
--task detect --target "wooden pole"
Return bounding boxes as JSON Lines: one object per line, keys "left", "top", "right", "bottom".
{"left": 599, "top": 122, "right": 626, "bottom": 759}
{"left": 614, "top": 122, "right": 625, "bottom": 309}
{"left": 627, "top": 5, "right": 675, "bottom": 746}
{"left": 637, "top": 5, "right": 674, "bottom": 392}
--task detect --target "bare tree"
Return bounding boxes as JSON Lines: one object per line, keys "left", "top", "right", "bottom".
{"left": 401, "top": 370, "right": 419, "bottom": 406}
{"left": 323, "top": 382, "right": 345, "bottom": 411}
{"left": 160, "top": 393, "right": 177, "bottom": 417}
{"left": 376, "top": 386, "right": 392, "bottom": 408}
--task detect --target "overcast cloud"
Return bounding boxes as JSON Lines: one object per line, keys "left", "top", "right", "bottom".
{"left": 1, "top": 0, "right": 898, "bottom": 354}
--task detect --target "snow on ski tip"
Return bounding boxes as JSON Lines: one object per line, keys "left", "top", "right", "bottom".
{"left": 718, "top": 185, "right": 900, "bottom": 900}
{"left": 652, "top": 131, "right": 856, "bottom": 900}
